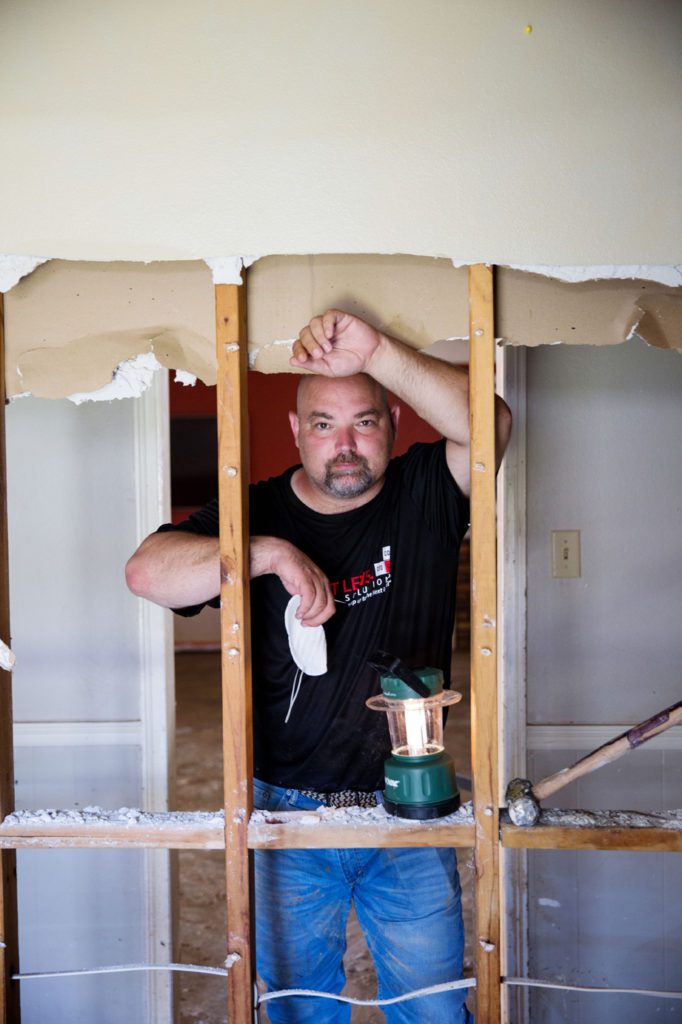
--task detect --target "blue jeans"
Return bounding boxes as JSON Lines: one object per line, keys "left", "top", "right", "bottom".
{"left": 254, "top": 780, "right": 472, "bottom": 1023}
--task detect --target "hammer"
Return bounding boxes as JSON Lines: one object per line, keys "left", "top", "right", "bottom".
{"left": 505, "top": 698, "right": 682, "bottom": 826}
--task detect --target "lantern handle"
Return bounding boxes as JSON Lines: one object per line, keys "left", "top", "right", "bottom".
{"left": 366, "top": 651, "right": 432, "bottom": 699}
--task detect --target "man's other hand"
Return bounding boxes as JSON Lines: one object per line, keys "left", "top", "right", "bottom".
{"left": 251, "top": 536, "right": 335, "bottom": 627}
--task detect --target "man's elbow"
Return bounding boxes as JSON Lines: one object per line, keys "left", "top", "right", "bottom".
{"left": 497, "top": 396, "right": 512, "bottom": 437}
{"left": 125, "top": 552, "right": 154, "bottom": 599}
{"left": 495, "top": 397, "right": 513, "bottom": 462}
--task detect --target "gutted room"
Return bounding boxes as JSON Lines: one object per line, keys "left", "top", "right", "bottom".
{"left": 0, "top": 4, "right": 680, "bottom": 1023}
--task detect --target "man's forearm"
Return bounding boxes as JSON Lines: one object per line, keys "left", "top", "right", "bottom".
{"left": 126, "top": 532, "right": 335, "bottom": 625}
{"left": 125, "top": 531, "right": 221, "bottom": 609}
{"left": 366, "top": 332, "right": 470, "bottom": 445}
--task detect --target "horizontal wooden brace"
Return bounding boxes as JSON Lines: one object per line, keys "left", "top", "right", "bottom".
{"left": 502, "top": 823, "right": 682, "bottom": 852}
{"left": 248, "top": 810, "right": 475, "bottom": 849}
{"left": 0, "top": 810, "right": 475, "bottom": 850}
{"left": 1, "top": 808, "right": 680, "bottom": 851}
{"left": 0, "top": 818, "right": 224, "bottom": 850}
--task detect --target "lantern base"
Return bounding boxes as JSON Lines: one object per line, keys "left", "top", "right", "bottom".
{"left": 381, "top": 750, "right": 460, "bottom": 820}
{"left": 382, "top": 793, "right": 461, "bottom": 820}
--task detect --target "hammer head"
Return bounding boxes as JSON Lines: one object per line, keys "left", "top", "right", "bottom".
{"left": 505, "top": 777, "right": 541, "bottom": 827}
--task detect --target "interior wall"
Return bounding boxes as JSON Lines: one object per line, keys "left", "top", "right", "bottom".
{"left": 523, "top": 336, "right": 682, "bottom": 1020}
{"left": 6, "top": 395, "right": 170, "bottom": 1023}
{"left": 1, "top": 2, "right": 680, "bottom": 263}
{"left": 526, "top": 337, "right": 682, "bottom": 724}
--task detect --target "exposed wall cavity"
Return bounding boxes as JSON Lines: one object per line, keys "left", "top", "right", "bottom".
{"left": 4, "top": 258, "right": 681, "bottom": 401}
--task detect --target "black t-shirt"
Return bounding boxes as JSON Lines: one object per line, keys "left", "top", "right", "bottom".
{"left": 162, "top": 440, "right": 469, "bottom": 792}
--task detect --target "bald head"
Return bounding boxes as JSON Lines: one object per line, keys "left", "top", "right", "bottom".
{"left": 295, "top": 373, "right": 391, "bottom": 418}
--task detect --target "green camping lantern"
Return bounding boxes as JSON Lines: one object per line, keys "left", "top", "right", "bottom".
{"left": 366, "top": 653, "right": 462, "bottom": 820}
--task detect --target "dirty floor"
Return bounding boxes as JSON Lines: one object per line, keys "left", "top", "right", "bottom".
{"left": 175, "top": 650, "right": 474, "bottom": 1024}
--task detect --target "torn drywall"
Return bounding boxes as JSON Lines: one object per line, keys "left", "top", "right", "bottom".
{"left": 67, "top": 352, "right": 164, "bottom": 405}
{"left": 174, "top": 369, "right": 198, "bottom": 387}
{"left": 4, "top": 257, "right": 681, "bottom": 399}
{"left": 506, "top": 265, "right": 682, "bottom": 288}
{"left": 0, "top": 256, "right": 49, "bottom": 293}
{"left": 0, "top": 639, "right": 16, "bottom": 672}
{"left": 205, "top": 257, "right": 258, "bottom": 285}
{"left": 496, "top": 270, "right": 682, "bottom": 351}
{"left": 4, "top": 260, "right": 216, "bottom": 398}
{"left": 247, "top": 255, "right": 470, "bottom": 372}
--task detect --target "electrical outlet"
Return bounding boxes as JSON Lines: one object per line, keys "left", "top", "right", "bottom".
{"left": 551, "top": 530, "right": 581, "bottom": 578}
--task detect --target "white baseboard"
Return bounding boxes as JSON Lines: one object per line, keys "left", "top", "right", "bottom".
{"left": 13, "top": 721, "right": 143, "bottom": 746}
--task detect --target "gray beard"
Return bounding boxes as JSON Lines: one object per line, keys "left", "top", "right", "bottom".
{"left": 323, "top": 454, "right": 374, "bottom": 498}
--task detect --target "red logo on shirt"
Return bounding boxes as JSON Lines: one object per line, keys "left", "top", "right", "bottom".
{"left": 330, "top": 546, "right": 392, "bottom": 607}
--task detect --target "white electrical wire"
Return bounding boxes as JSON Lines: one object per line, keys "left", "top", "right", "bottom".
{"left": 11, "top": 962, "right": 473, "bottom": 1007}
{"left": 11, "top": 962, "right": 682, "bottom": 1005}
{"left": 13, "top": 962, "right": 230, "bottom": 981}
{"left": 504, "top": 977, "right": 682, "bottom": 1000}
{"left": 258, "top": 977, "right": 475, "bottom": 1007}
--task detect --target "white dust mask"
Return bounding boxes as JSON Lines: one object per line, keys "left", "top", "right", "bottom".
{"left": 283, "top": 595, "right": 328, "bottom": 723}
{"left": 284, "top": 595, "right": 327, "bottom": 676}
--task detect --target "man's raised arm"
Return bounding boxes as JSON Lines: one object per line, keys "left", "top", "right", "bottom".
{"left": 291, "top": 309, "right": 512, "bottom": 495}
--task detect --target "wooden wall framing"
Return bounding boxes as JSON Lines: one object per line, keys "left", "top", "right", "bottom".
{"left": 0, "top": 268, "right": 680, "bottom": 1024}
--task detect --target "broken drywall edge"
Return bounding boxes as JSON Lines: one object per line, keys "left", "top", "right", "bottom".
{"left": 204, "top": 256, "right": 259, "bottom": 285}
{"left": 174, "top": 369, "right": 198, "bottom": 387}
{"left": 6, "top": 259, "right": 681, "bottom": 398}
{"left": 67, "top": 352, "right": 163, "bottom": 404}
{"left": 0, "top": 255, "right": 49, "bottom": 293}
{"left": 0, "top": 639, "right": 16, "bottom": 672}
{"left": 2, "top": 257, "right": 678, "bottom": 291}
{"left": 505, "top": 264, "right": 682, "bottom": 287}
{"left": 422, "top": 337, "right": 469, "bottom": 364}
{"left": 13, "top": 324, "right": 217, "bottom": 399}
{"left": 249, "top": 338, "right": 296, "bottom": 369}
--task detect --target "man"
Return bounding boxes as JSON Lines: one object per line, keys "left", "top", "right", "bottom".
{"left": 126, "top": 309, "right": 512, "bottom": 1023}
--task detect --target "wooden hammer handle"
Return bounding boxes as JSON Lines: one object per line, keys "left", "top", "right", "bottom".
{"left": 533, "top": 699, "right": 682, "bottom": 802}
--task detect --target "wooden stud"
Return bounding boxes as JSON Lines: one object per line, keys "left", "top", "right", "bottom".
{"left": 215, "top": 282, "right": 254, "bottom": 1024}
{"left": 468, "top": 265, "right": 501, "bottom": 1024}
{"left": 0, "top": 295, "right": 20, "bottom": 1024}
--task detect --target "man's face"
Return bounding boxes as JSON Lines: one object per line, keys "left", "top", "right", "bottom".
{"left": 289, "top": 375, "right": 398, "bottom": 502}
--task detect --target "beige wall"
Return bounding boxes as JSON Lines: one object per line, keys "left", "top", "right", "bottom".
{"left": 1, "top": 1, "right": 680, "bottom": 264}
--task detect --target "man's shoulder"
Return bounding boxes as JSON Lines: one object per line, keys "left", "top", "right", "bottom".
{"left": 388, "top": 439, "right": 448, "bottom": 476}
{"left": 388, "top": 438, "right": 469, "bottom": 543}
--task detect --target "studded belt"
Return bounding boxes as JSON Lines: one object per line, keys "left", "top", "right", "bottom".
{"left": 299, "top": 789, "right": 378, "bottom": 809}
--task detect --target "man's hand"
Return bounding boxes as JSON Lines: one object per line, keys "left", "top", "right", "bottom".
{"left": 290, "top": 309, "right": 383, "bottom": 378}
{"left": 251, "top": 536, "right": 335, "bottom": 627}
